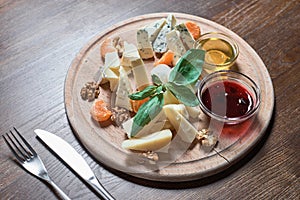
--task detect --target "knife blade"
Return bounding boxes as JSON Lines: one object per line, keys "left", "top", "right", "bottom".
{"left": 34, "top": 129, "right": 115, "bottom": 200}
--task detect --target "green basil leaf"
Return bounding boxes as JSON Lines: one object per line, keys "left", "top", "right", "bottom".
{"left": 169, "top": 49, "right": 205, "bottom": 85}
{"left": 165, "top": 82, "right": 199, "bottom": 107}
{"left": 131, "top": 93, "right": 164, "bottom": 137}
{"left": 151, "top": 74, "right": 163, "bottom": 85}
{"left": 128, "top": 85, "right": 157, "bottom": 100}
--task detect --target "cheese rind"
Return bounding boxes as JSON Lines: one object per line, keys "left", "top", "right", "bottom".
{"left": 115, "top": 66, "right": 132, "bottom": 111}
{"left": 175, "top": 23, "right": 195, "bottom": 50}
{"left": 137, "top": 29, "right": 154, "bottom": 59}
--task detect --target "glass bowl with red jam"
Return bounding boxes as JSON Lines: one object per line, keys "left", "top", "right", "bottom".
{"left": 197, "top": 70, "right": 261, "bottom": 124}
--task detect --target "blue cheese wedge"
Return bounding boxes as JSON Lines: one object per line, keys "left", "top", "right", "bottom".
{"left": 175, "top": 23, "right": 195, "bottom": 50}
{"left": 115, "top": 66, "right": 132, "bottom": 111}
{"left": 130, "top": 58, "right": 150, "bottom": 90}
{"left": 137, "top": 28, "right": 154, "bottom": 59}
{"left": 166, "top": 30, "right": 186, "bottom": 57}
{"left": 121, "top": 42, "right": 140, "bottom": 68}
{"left": 144, "top": 18, "right": 166, "bottom": 43}
{"left": 152, "top": 14, "right": 177, "bottom": 54}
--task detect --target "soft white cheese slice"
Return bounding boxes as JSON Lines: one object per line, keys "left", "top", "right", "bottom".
{"left": 130, "top": 58, "right": 151, "bottom": 90}
{"left": 163, "top": 104, "right": 197, "bottom": 143}
{"left": 166, "top": 30, "right": 186, "bottom": 57}
{"left": 115, "top": 66, "right": 132, "bottom": 111}
{"left": 101, "top": 67, "right": 119, "bottom": 92}
{"left": 104, "top": 51, "right": 120, "bottom": 75}
{"left": 121, "top": 42, "right": 140, "bottom": 68}
{"left": 185, "top": 106, "right": 201, "bottom": 119}
{"left": 150, "top": 64, "right": 171, "bottom": 84}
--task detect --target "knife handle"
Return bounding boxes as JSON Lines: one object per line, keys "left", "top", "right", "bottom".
{"left": 89, "top": 176, "right": 115, "bottom": 200}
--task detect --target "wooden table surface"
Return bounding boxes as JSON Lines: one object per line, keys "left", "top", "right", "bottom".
{"left": 1, "top": 0, "right": 299, "bottom": 199}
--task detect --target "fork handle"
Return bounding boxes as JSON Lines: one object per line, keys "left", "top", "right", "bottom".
{"left": 47, "top": 180, "right": 71, "bottom": 200}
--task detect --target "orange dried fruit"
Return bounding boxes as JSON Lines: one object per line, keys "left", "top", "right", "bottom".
{"left": 90, "top": 99, "right": 112, "bottom": 122}
{"left": 154, "top": 50, "right": 175, "bottom": 67}
{"left": 130, "top": 98, "right": 149, "bottom": 113}
{"left": 185, "top": 21, "right": 201, "bottom": 40}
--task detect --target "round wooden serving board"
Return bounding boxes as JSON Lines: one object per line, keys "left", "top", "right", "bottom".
{"left": 64, "top": 13, "right": 274, "bottom": 182}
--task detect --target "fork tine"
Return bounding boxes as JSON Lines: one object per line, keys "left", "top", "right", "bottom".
{"left": 9, "top": 130, "right": 32, "bottom": 158}
{"left": 2, "top": 134, "right": 25, "bottom": 163}
{"left": 13, "top": 127, "right": 37, "bottom": 156}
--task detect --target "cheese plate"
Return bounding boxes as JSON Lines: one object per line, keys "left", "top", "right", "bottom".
{"left": 64, "top": 13, "right": 274, "bottom": 182}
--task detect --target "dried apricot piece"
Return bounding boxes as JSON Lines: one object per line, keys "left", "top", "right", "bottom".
{"left": 154, "top": 50, "right": 174, "bottom": 67}
{"left": 130, "top": 97, "right": 149, "bottom": 113}
{"left": 185, "top": 21, "right": 201, "bottom": 40}
{"left": 90, "top": 99, "right": 112, "bottom": 122}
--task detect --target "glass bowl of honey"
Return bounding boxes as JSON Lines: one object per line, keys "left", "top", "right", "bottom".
{"left": 197, "top": 70, "right": 260, "bottom": 124}
{"left": 194, "top": 32, "right": 239, "bottom": 74}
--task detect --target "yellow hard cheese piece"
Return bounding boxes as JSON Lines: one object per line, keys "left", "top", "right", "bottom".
{"left": 163, "top": 104, "right": 197, "bottom": 143}
{"left": 122, "top": 129, "right": 172, "bottom": 151}
{"left": 122, "top": 109, "right": 167, "bottom": 138}
{"left": 122, "top": 104, "right": 187, "bottom": 138}
{"left": 163, "top": 90, "right": 179, "bottom": 105}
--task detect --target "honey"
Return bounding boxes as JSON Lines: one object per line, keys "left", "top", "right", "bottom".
{"left": 194, "top": 33, "right": 239, "bottom": 73}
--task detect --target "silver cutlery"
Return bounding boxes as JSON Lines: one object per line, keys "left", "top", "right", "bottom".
{"left": 2, "top": 127, "right": 71, "bottom": 200}
{"left": 35, "top": 129, "right": 115, "bottom": 200}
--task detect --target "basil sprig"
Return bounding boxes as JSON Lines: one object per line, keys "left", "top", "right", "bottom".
{"left": 128, "top": 49, "right": 205, "bottom": 137}
{"left": 169, "top": 49, "right": 205, "bottom": 85}
{"left": 165, "top": 82, "right": 199, "bottom": 107}
{"left": 128, "top": 85, "right": 157, "bottom": 100}
{"left": 131, "top": 93, "right": 164, "bottom": 137}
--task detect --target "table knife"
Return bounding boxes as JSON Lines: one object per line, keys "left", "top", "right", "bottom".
{"left": 34, "top": 129, "right": 115, "bottom": 200}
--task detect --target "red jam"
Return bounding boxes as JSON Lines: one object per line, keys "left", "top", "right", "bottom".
{"left": 201, "top": 80, "right": 254, "bottom": 118}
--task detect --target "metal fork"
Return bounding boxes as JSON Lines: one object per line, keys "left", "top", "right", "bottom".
{"left": 2, "top": 127, "right": 71, "bottom": 200}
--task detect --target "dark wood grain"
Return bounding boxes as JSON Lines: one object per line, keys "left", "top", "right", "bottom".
{"left": 0, "top": 0, "right": 299, "bottom": 199}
